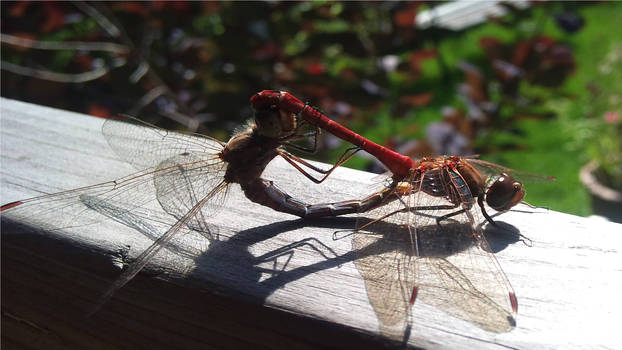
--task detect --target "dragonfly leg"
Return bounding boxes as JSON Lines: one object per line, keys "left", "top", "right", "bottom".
{"left": 356, "top": 199, "right": 462, "bottom": 232}
{"left": 286, "top": 146, "right": 359, "bottom": 175}
{"left": 478, "top": 195, "right": 497, "bottom": 226}
{"left": 435, "top": 207, "right": 466, "bottom": 225}
{"left": 277, "top": 147, "right": 360, "bottom": 184}
{"left": 280, "top": 125, "right": 321, "bottom": 153}
{"left": 356, "top": 207, "right": 409, "bottom": 232}
{"left": 400, "top": 202, "right": 462, "bottom": 225}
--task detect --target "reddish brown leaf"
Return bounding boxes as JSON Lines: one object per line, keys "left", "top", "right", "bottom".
{"left": 459, "top": 62, "right": 488, "bottom": 103}
{"left": 9, "top": 1, "right": 31, "bottom": 17}
{"left": 88, "top": 104, "right": 111, "bottom": 118}
{"left": 306, "top": 62, "right": 325, "bottom": 75}
{"left": 119, "top": 2, "right": 149, "bottom": 16}
{"left": 253, "top": 43, "right": 280, "bottom": 60}
{"left": 152, "top": 1, "right": 190, "bottom": 11}
{"left": 409, "top": 49, "right": 437, "bottom": 77}
{"left": 393, "top": 3, "right": 419, "bottom": 28}
{"left": 201, "top": 1, "right": 220, "bottom": 14}
{"left": 512, "top": 41, "right": 531, "bottom": 67}
{"left": 73, "top": 54, "right": 94, "bottom": 71}
{"left": 479, "top": 36, "right": 504, "bottom": 60}
{"left": 41, "top": 3, "right": 66, "bottom": 33}
{"left": 399, "top": 92, "right": 433, "bottom": 107}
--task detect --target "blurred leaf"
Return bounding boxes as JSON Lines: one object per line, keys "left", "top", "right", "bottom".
{"left": 313, "top": 19, "right": 350, "bottom": 33}
{"left": 41, "top": 3, "right": 66, "bottom": 33}
{"left": 284, "top": 31, "right": 309, "bottom": 56}
{"left": 393, "top": 3, "right": 419, "bottom": 28}
{"left": 193, "top": 14, "right": 225, "bottom": 36}
{"left": 8, "top": 2, "right": 31, "bottom": 17}
{"left": 399, "top": 93, "right": 433, "bottom": 107}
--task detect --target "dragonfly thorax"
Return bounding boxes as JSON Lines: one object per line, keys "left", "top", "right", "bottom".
{"left": 454, "top": 159, "right": 487, "bottom": 198}
{"left": 220, "top": 127, "right": 280, "bottom": 185}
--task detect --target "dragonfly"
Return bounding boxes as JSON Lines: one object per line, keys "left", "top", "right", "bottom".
{"left": 251, "top": 90, "right": 554, "bottom": 332}
{"left": 251, "top": 90, "right": 414, "bottom": 177}
{"left": 0, "top": 103, "right": 358, "bottom": 309}
{"left": 251, "top": 90, "right": 551, "bottom": 223}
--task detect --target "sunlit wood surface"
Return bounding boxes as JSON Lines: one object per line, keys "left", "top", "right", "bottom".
{"left": 1, "top": 98, "right": 621, "bottom": 349}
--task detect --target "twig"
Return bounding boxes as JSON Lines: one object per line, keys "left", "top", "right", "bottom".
{"left": 0, "top": 33, "right": 129, "bottom": 54}
{"left": 1, "top": 59, "right": 126, "bottom": 83}
{"left": 72, "top": 0, "right": 122, "bottom": 38}
{"left": 128, "top": 86, "right": 168, "bottom": 115}
{"left": 75, "top": 1, "right": 197, "bottom": 120}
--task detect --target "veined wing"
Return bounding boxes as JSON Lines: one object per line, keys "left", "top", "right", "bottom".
{"left": 152, "top": 151, "right": 228, "bottom": 233}
{"left": 352, "top": 190, "right": 417, "bottom": 333}
{"left": 467, "top": 158, "right": 555, "bottom": 184}
{"left": 410, "top": 167, "right": 517, "bottom": 333}
{"left": 81, "top": 192, "right": 205, "bottom": 259}
{"left": 2, "top": 152, "right": 226, "bottom": 238}
{"left": 89, "top": 180, "right": 229, "bottom": 314}
{"left": 351, "top": 170, "right": 425, "bottom": 331}
{"left": 102, "top": 116, "right": 226, "bottom": 171}
{"left": 351, "top": 167, "right": 516, "bottom": 334}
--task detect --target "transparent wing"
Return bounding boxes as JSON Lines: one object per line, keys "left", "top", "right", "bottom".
{"left": 352, "top": 168, "right": 516, "bottom": 333}
{"left": 3, "top": 118, "right": 232, "bottom": 314}
{"left": 467, "top": 158, "right": 555, "bottom": 183}
{"left": 80, "top": 192, "right": 204, "bottom": 260}
{"left": 2, "top": 152, "right": 227, "bottom": 238}
{"left": 90, "top": 180, "right": 229, "bottom": 314}
{"left": 4, "top": 112, "right": 229, "bottom": 236}
{"left": 412, "top": 168, "right": 517, "bottom": 332}
{"left": 353, "top": 188, "right": 416, "bottom": 329}
{"left": 102, "top": 116, "right": 226, "bottom": 170}
{"left": 152, "top": 152, "right": 228, "bottom": 233}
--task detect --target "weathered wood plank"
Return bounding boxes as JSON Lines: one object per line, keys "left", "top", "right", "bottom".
{"left": 1, "top": 98, "right": 621, "bottom": 349}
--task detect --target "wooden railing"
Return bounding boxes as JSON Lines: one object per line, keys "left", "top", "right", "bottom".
{"left": 1, "top": 98, "right": 620, "bottom": 349}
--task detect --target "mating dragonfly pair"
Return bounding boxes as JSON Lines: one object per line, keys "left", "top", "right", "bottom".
{"left": 1, "top": 90, "right": 553, "bottom": 332}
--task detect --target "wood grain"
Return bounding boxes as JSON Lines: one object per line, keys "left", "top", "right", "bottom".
{"left": 1, "top": 98, "right": 621, "bottom": 349}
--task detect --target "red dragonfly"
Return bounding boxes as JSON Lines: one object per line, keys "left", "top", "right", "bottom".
{"left": 251, "top": 90, "right": 414, "bottom": 177}
{"left": 0, "top": 103, "right": 356, "bottom": 310}
{"left": 251, "top": 90, "right": 554, "bottom": 332}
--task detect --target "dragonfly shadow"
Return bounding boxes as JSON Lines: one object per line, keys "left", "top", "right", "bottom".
{"left": 483, "top": 221, "right": 523, "bottom": 253}
{"left": 188, "top": 216, "right": 359, "bottom": 303}
{"left": 188, "top": 214, "right": 522, "bottom": 337}
{"left": 354, "top": 217, "right": 477, "bottom": 258}
{"left": 350, "top": 218, "right": 521, "bottom": 335}
{"left": 65, "top": 188, "right": 523, "bottom": 338}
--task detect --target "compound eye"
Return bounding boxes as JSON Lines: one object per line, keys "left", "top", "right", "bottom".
{"left": 486, "top": 173, "right": 525, "bottom": 211}
{"left": 255, "top": 107, "right": 282, "bottom": 138}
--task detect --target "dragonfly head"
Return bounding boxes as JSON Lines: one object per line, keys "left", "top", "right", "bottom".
{"left": 255, "top": 105, "right": 296, "bottom": 139}
{"left": 485, "top": 173, "right": 525, "bottom": 212}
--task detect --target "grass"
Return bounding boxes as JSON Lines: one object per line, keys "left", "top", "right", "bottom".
{"left": 336, "top": 2, "right": 622, "bottom": 217}
{"left": 472, "top": 3, "right": 620, "bottom": 216}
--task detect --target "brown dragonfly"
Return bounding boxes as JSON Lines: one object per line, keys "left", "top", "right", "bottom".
{"left": 0, "top": 105, "right": 358, "bottom": 310}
